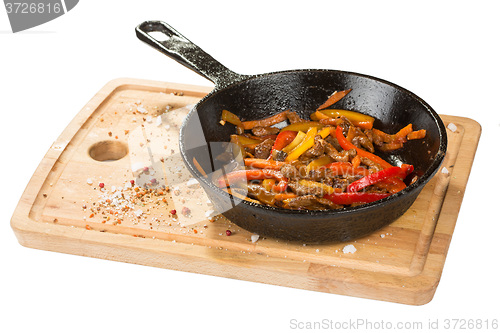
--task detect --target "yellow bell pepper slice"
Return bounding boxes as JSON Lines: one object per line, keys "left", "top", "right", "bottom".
{"left": 261, "top": 179, "right": 276, "bottom": 192}
{"left": 305, "top": 155, "right": 334, "bottom": 174}
{"left": 318, "top": 126, "right": 331, "bottom": 139}
{"left": 297, "top": 179, "right": 340, "bottom": 195}
{"left": 282, "top": 131, "right": 306, "bottom": 153}
{"left": 285, "top": 127, "right": 317, "bottom": 162}
{"left": 315, "top": 109, "right": 375, "bottom": 129}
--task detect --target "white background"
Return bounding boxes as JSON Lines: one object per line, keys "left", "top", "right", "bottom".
{"left": 1, "top": 1, "right": 499, "bottom": 332}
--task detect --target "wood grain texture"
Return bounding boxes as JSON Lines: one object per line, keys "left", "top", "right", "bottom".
{"left": 11, "top": 78, "right": 481, "bottom": 305}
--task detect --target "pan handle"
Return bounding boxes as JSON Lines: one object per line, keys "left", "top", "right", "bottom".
{"left": 136, "top": 21, "right": 249, "bottom": 89}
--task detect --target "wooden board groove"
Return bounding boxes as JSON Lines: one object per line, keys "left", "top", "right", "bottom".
{"left": 11, "top": 78, "right": 481, "bottom": 305}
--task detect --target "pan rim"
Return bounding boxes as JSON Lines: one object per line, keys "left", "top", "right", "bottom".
{"left": 179, "top": 68, "right": 447, "bottom": 216}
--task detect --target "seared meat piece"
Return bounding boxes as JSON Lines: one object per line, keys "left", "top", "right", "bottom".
{"left": 287, "top": 195, "right": 341, "bottom": 210}
{"left": 271, "top": 149, "right": 287, "bottom": 162}
{"left": 280, "top": 161, "right": 308, "bottom": 179}
{"left": 324, "top": 140, "right": 356, "bottom": 162}
{"left": 360, "top": 157, "right": 384, "bottom": 172}
{"left": 254, "top": 138, "right": 274, "bottom": 159}
{"left": 280, "top": 163, "right": 299, "bottom": 179}
{"left": 303, "top": 135, "right": 326, "bottom": 158}
{"left": 325, "top": 136, "right": 343, "bottom": 151}
{"left": 286, "top": 111, "right": 306, "bottom": 123}
{"left": 252, "top": 126, "right": 280, "bottom": 137}
{"left": 350, "top": 127, "right": 375, "bottom": 152}
{"left": 288, "top": 181, "right": 325, "bottom": 196}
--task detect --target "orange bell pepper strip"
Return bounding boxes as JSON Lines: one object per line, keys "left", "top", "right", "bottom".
{"left": 317, "top": 89, "right": 352, "bottom": 110}
{"left": 335, "top": 126, "right": 393, "bottom": 169}
{"left": 242, "top": 111, "right": 288, "bottom": 130}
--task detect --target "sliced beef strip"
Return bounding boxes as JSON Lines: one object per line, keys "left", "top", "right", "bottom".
{"left": 360, "top": 157, "right": 384, "bottom": 172}
{"left": 303, "top": 135, "right": 326, "bottom": 158}
{"left": 286, "top": 111, "right": 306, "bottom": 123}
{"left": 252, "top": 126, "right": 280, "bottom": 137}
{"left": 280, "top": 161, "right": 308, "bottom": 180}
{"left": 253, "top": 138, "right": 274, "bottom": 159}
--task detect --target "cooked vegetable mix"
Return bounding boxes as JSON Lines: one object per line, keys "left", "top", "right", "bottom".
{"left": 216, "top": 89, "right": 426, "bottom": 210}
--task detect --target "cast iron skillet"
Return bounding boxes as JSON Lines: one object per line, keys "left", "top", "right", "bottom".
{"left": 136, "top": 21, "right": 447, "bottom": 243}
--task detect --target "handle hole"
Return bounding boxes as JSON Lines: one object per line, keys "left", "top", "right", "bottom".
{"left": 89, "top": 140, "right": 128, "bottom": 162}
{"left": 148, "top": 31, "right": 171, "bottom": 43}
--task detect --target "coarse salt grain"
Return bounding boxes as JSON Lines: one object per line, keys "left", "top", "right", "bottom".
{"left": 251, "top": 234, "right": 260, "bottom": 243}
{"left": 86, "top": 178, "right": 93, "bottom": 185}
{"left": 380, "top": 234, "right": 385, "bottom": 238}
{"left": 146, "top": 116, "right": 153, "bottom": 123}
{"left": 186, "top": 178, "right": 199, "bottom": 188}
{"left": 441, "top": 167, "right": 450, "bottom": 175}
{"left": 205, "top": 210, "right": 215, "bottom": 218}
{"left": 134, "top": 209, "right": 143, "bottom": 217}
{"left": 447, "top": 123, "right": 457, "bottom": 132}
{"left": 342, "top": 244, "right": 357, "bottom": 254}
{"left": 155, "top": 115, "right": 162, "bottom": 127}
{"left": 137, "top": 105, "right": 148, "bottom": 114}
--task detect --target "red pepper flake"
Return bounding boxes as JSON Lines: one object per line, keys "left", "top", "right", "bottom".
{"left": 130, "top": 180, "right": 135, "bottom": 186}
{"left": 89, "top": 213, "right": 95, "bottom": 218}
{"left": 99, "top": 182, "right": 105, "bottom": 188}
{"left": 85, "top": 225, "right": 91, "bottom": 230}
{"left": 226, "top": 230, "right": 232, "bottom": 236}
{"left": 108, "top": 131, "right": 112, "bottom": 137}
{"left": 193, "top": 229, "right": 198, "bottom": 234}
{"left": 170, "top": 209, "right": 177, "bottom": 215}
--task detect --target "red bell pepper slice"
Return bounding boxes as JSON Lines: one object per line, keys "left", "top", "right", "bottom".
{"left": 217, "top": 169, "right": 286, "bottom": 188}
{"left": 270, "top": 130, "right": 297, "bottom": 156}
{"left": 323, "top": 192, "right": 390, "bottom": 205}
{"left": 347, "top": 163, "right": 414, "bottom": 193}
{"left": 335, "top": 126, "right": 393, "bottom": 169}
{"left": 347, "top": 166, "right": 403, "bottom": 192}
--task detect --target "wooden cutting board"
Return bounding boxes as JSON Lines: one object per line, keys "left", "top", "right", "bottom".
{"left": 11, "top": 78, "right": 481, "bottom": 305}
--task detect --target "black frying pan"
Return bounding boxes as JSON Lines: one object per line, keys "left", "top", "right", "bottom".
{"left": 136, "top": 21, "right": 447, "bottom": 243}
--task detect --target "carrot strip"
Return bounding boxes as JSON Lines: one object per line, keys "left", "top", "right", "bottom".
{"left": 242, "top": 111, "right": 288, "bottom": 130}
{"left": 244, "top": 158, "right": 285, "bottom": 170}
{"left": 407, "top": 129, "right": 426, "bottom": 140}
{"left": 317, "top": 89, "right": 352, "bottom": 110}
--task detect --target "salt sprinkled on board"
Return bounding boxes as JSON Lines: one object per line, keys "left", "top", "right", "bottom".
{"left": 447, "top": 123, "right": 457, "bottom": 132}
{"left": 155, "top": 115, "right": 162, "bottom": 127}
{"left": 441, "top": 167, "right": 450, "bottom": 175}
{"left": 342, "top": 244, "right": 357, "bottom": 254}
{"left": 86, "top": 178, "right": 93, "bottom": 185}
{"left": 380, "top": 234, "right": 385, "bottom": 238}
{"left": 251, "top": 234, "right": 260, "bottom": 243}
{"left": 137, "top": 105, "right": 148, "bottom": 114}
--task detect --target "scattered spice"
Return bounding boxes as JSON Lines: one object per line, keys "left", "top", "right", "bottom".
{"left": 226, "top": 230, "right": 232, "bottom": 236}
{"left": 99, "top": 182, "right": 105, "bottom": 188}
